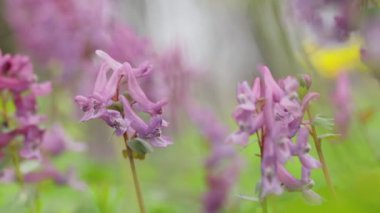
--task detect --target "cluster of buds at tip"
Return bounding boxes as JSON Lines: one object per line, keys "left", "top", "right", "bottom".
{"left": 228, "top": 65, "right": 322, "bottom": 203}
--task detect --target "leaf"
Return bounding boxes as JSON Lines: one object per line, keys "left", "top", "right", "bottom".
{"left": 318, "top": 133, "right": 340, "bottom": 141}
{"left": 313, "top": 115, "right": 334, "bottom": 130}
{"left": 236, "top": 194, "right": 259, "bottom": 202}
{"left": 127, "top": 138, "right": 154, "bottom": 160}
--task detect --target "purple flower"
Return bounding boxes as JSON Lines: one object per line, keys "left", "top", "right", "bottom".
{"left": 1, "top": 125, "right": 86, "bottom": 190}
{"left": 294, "top": 126, "right": 321, "bottom": 170}
{"left": 188, "top": 104, "right": 241, "bottom": 213}
{"left": 291, "top": 0, "right": 361, "bottom": 43}
{"left": 0, "top": 164, "right": 86, "bottom": 191}
{"left": 0, "top": 52, "right": 35, "bottom": 92}
{"left": 260, "top": 136, "right": 284, "bottom": 198}
{"left": 331, "top": 72, "right": 352, "bottom": 137}
{"left": 5, "top": 0, "right": 111, "bottom": 78}
{"left": 18, "top": 125, "right": 44, "bottom": 160}
{"left": 104, "top": 22, "right": 153, "bottom": 66}
{"left": 125, "top": 62, "right": 167, "bottom": 115}
{"left": 75, "top": 50, "right": 171, "bottom": 147}
{"left": 0, "top": 169, "right": 15, "bottom": 183}
{"left": 203, "top": 148, "right": 241, "bottom": 213}
{"left": 203, "top": 136, "right": 241, "bottom": 213}
{"left": 41, "top": 124, "right": 86, "bottom": 156}
{"left": 153, "top": 47, "right": 195, "bottom": 125}
{"left": 75, "top": 62, "right": 123, "bottom": 122}
{"left": 24, "top": 165, "right": 86, "bottom": 191}
{"left": 229, "top": 79, "right": 264, "bottom": 146}
{"left": 100, "top": 110, "right": 131, "bottom": 136}
{"left": 188, "top": 104, "right": 229, "bottom": 145}
{"left": 31, "top": 82, "right": 52, "bottom": 97}
{"left": 361, "top": 15, "right": 380, "bottom": 70}
{"left": 229, "top": 65, "right": 321, "bottom": 201}
{"left": 120, "top": 96, "right": 171, "bottom": 147}
{"left": 0, "top": 51, "right": 35, "bottom": 146}
{"left": 95, "top": 50, "right": 167, "bottom": 116}
{"left": 0, "top": 50, "right": 84, "bottom": 191}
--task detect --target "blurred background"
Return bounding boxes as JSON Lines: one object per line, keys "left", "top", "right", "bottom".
{"left": 1, "top": 0, "right": 380, "bottom": 212}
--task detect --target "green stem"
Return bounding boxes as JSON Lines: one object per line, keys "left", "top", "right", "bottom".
{"left": 259, "top": 129, "right": 269, "bottom": 213}
{"left": 262, "top": 197, "right": 268, "bottom": 213}
{"left": 123, "top": 134, "right": 145, "bottom": 213}
{"left": 307, "top": 109, "right": 336, "bottom": 198}
{"left": 1, "top": 91, "right": 9, "bottom": 127}
{"left": 11, "top": 146, "right": 24, "bottom": 187}
{"left": 33, "top": 187, "right": 42, "bottom": 213}
{"left": 27, "top": 187, "right": 42, "bottom": 213}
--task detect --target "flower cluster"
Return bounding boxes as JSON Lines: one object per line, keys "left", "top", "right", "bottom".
{"left": 361, "top": 14, "right": 380, "bottom": 71}
{"left": 5, "top": 0, "right": 193, "bottom": 129}
{"left": 0, "top": 51, "right": 50, "bottom": 159}
{"left": 292, "top": 0, "right": 361, "bottom": 43}
{"left": 0, "top": 51, "right": 84, "bottom": 189}
{"left": 150, "top": 47, "right": 195, "bottom": 128}
{"left": 1, "top": 124, "right": 86, "bottom": 190}
{"left": 229, "top": 66, "right": 321, "bottom": 201}
{"left": 331, "top": 72, "right": 352, "bottom": 137}
{"left": 189, "top": 105, "right": 241, "bottom": 213}
{"left": 5, "top": 0, "right": 111, "bottom": 77}
{"left": 75, "top": 50, "right": 171, "bottom": 149}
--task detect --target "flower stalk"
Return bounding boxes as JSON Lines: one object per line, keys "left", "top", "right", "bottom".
{"left": 307, "top": 109, "right": 336, "bottom": 198}
{"left": 1, "top": 91, "right": 9, "bottom": 126}
{"left": 123, "top": 133, "right": 145, "bottom": 213}
{"left": 258, "top": 129, "right": 268, "bottom": 213}
{"left": 262, "top": 198, "right": 268, "bottom": 213}
{"left": 11, "top": 145, "right": 24, "bottom": 187}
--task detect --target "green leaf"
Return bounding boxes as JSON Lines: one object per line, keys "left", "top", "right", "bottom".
{"left": 127, "top": 138, "right": 154, "bottom": 160}
{"left": 313, "top": 115, "right": 334, "bottom": 130}
{"left": 236, "top": 194, "right": 259, "bottom": 202}
{"left": 318, "top": 133, "right": 340, "bottom": 141}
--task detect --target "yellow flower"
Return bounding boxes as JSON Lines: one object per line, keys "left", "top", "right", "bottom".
{"left": 302, "top": 35, "right": 368, "bottom": 78}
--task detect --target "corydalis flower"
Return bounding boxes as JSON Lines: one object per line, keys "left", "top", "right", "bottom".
{"left": 331, "top": 72, "right": 352, "bottom": 137}
{"left": 120, "top": 96, "right": 170, "bottom": 147}
{"left": 0, "top": 124, "right": 86, "bottom": 190}
{"left": 5, "top": 0, "right": 111, "bottom": 77}
{"left": 189, "top": 105, "right": 241, "bottom": 213}
{"left": 0, "top": 51, "right": 85, "bottom": 191}
{"left": 230, "top": 66, "right": 318, "bottom": 145}
{"left": 41, "top": 124, "right": 86, "bottom": 156}
{"left": 229, "top": 65, "right": 321, "bottom": 202}
{"left": 152, "top": 47, "right": 194, "bottom": 124}
{"left": 361, "top": 15, "right": 380, "bottom": 71}
{"left": 75, "top": 50, "right": 171, "bottom": 147}
{"left": 104, "top": 22, "right": 153, "bottom": 66}
{"left": 292, "top": 0, "right": 362, "bottom": 43}
{"left": 0, "top": 51, "right": 51, "bottom": 160}
{"left": 0, "top": 52, "right": 36, "bottom": 92}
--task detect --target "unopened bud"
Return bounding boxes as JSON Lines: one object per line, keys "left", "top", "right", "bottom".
{"left": 299, "top": 74, "right": 312, "bottom": 90}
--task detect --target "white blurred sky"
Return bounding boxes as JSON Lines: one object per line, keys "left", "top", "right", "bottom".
{"left": 143, "top": 0, "right": 259, "bottom": 111}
